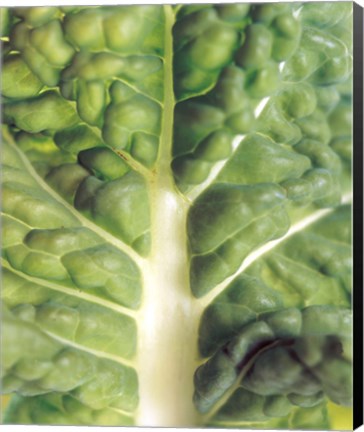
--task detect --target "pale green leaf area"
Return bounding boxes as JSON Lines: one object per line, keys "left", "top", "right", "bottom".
{"left": 1, "top": 2, "right": 354, "bottom": 429}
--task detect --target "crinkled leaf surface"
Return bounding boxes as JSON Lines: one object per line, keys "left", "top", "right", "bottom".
{"left": 1, "top": 2, "right": 353, "bottom": 428}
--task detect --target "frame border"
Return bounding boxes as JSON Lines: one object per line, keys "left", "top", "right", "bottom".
{"left": 353, "top": 2, "right": 363, "bottom": 429}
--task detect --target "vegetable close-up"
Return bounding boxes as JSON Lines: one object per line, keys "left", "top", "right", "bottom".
{"left": 0, "top": 2, "right": 356, "bottom": 429}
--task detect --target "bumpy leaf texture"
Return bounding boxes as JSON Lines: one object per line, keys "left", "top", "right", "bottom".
{"left": 1, "top": 2, "right": 353, "bottom": 429}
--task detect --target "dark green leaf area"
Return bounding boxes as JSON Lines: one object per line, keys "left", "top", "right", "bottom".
{"left": 212, "top": 388, "right": 292, "bottom": 423}
{"left": 61, "top": 54, "right": 164, "bottom": 156}
{"left": 3, "top": 269, "right": 137, "bottom": 358}
{"left": 3, "top": 394, "right": 134, "bottom": 426}
{"left": 236, "top": 5, "right": 302, "bottom": 68}
{"left": 54, "top": 125, "right": 104, "bottom": 155}
{"left": 173, "top": 66, "right": 252, "bottom": 153}
{"left": 63, "top": 6, "right": 164, "bottom": 56}
{"left": 175, "top": 5, "right": 211, "bottom": 19}
{"left": 234, "top": 4, "right": 301, "bottom": 92}
{"left": 256, "top": 101, "right": 303, "bottom": 147}
{"left": 294, "top": 139, "right": 341, "bottom": 176}
{"left": 175, "top": 4, "right": 249, "bottom": 30}
{"left": 2, "top": 308, "right": 138, "bottom": 413}
{"left": 172, "top": 4, "right": 301, "bottom": 191}
{"left": 194, "top": 305, "right": 352, "bottom": 417}
{"left": 173, "top": 7, "right": 243, "bottom": 100}
{"left": 195, "top": 320, "right": 275, "bottom": 413}
{"left": 63, "top": 52, "right": 164, "bottom": 102}
{"left": 188, "top": 182, "right": 289, "bottom": 297}
{"left": 256, "top": 96, "right": 344, "bottom": 206}
{"left": 173, "top": 64, "right": 346, "bottom": 197}
{"left": 242, "top": 333, "right": 352, "bottom": 407}
{"left": 275, "top": 235, "right": 351, "bottom": 297}
{"left": 278, "top": 83, "right": 318, "bottom": 121}
{"left": 251, "top": 3, "right": 292, "bottom": 24}
{"left": 257, "top": 81, "right": 350, "bottom": 182}
{"left": 172, "top": 66, "right": 255, "bottom": 190}
{"left": 74, "top": 171, "right": 151, "bottom": 256}
{"left": 219, "top": 134, "right": 311, "bottom": 185}
{"left": 51, "top": 128, "right": 135, "bottom": 200}
{"left": 189, "top": 204, "right": 288, "bottom": 297}
{"left": 174, "top": 3, "right": 300, "bottom": 100}
{"left": 198, "top": 204, "right": 351, "bottom": 358}
{"left": 102, "top": 82, "right": 161, "bottom": 162}
{"left": 242, "top": 345, "right": 322, "bottom": 397}
{"left": 171, "top": 59, "right": 278, "bottom": 191}
{"left": 188, "top": 182, "right": 287, "bottom": 255}
{"left": 198, "top": 277, "right": 286, "bottom": 358}
{"left": 172, "top": 58, "right": 278, "bottom": 191}
{"left": 8, "top": 6, "right": 165, "bottom": 170}
{"left": 9, "top": 5, "right": 164, "bottom": 93}
{"left": 214, "top": 4, "right": 250, "bottom": 23}
{"left": 78, "top": 147, "right": 130, "bottom": 181}
{"left": 236, "top": 24, "right": 273, "bottom": 69}
{"left": 59, "top": 6, "right": 164, "bottom": 167}
{"left": 309, "top": 204, "right": 351, "bottom": 243}
{"left": 60, "top": 79, "right": 105, "bottom": 128}
{"left": 268, "top": 205, "right": 351, "bottom": 303}
{"left": 210, "top": 389, "right": 329, "bottom": 426}
{"left": 46, "top": 164, "right": 90, "bottom": 203}
{"left": 270, "top": 13, "right": 301, "bottom": 62}
{"left": 295, "top": 109, "right": 332, "bottom": 145}
{"left": 248, "top": 231, "right": 350, "bottom": 310}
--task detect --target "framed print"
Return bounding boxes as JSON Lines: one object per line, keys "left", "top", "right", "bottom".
{"left": 1, "top": 1, "right": 363, "bottom": 430}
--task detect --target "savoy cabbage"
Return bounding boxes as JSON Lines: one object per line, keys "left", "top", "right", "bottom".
{"left": 1, "top": 2, "right": 354, "bottom": 428}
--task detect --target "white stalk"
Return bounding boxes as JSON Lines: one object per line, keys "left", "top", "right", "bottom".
{"left": 136, "top": 6, "right": 200, "bottom": 426}
{"left": 136, "top": 190, "right": 200, "bottom": 426}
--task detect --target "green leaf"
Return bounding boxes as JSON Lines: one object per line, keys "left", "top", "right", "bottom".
{"left": 1, "top": 3, "right": 353, "bottom": 428}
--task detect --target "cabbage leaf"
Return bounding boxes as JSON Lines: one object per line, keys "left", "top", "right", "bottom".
{"left": 1, "top": 2, "right": 353, "bottom": 428}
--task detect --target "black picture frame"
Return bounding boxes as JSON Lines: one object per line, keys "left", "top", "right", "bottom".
{"left": 353, "top": 2, "right": 364, "bottom": 429}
